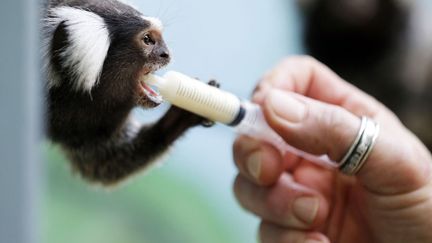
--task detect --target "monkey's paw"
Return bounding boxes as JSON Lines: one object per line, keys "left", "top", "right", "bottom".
{"left": 200, "top": 79, "right": 220, "bottom": 127}
{"left": 162, "top": 79, "right": 220, "bottom": 129}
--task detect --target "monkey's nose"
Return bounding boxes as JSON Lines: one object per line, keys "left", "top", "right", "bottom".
{"left": 154, "top": 46, "right": 171, "bottom": 62}
{"left": 159, "top": 51, "right": 170, "bottom": 59}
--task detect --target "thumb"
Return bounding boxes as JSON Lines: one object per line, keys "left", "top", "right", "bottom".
{"left": 263, "top": 89, "right": 431, "bottom": 194}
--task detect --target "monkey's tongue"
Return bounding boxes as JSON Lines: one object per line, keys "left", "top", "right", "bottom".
{"left": 140, "top": 81, "right": 163, "bottom": 104}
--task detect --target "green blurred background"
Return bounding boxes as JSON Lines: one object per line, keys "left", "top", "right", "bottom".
{"left": 41, "top": 1, "right": 301, "bottom": 243}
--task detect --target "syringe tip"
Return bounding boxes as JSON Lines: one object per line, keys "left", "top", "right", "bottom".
{"left": 142, "top": 74, "right": 166, "bottom": 87}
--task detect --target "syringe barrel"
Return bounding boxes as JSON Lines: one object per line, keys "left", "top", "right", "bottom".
{"left": 235, "top": 101, "right": 337, "bottom": 168}
{"left": 161, "top": 71, "right": 242, "bottom": 124}
{"left": 235, "top": 101, "right": 287, "bottom": 152}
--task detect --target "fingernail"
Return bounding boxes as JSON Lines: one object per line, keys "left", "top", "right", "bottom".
{"left": 293, "top": 197, "right": 319, "bottom": 224}
{"left": 247, "top": 152, "right": 261, "bottom": 180}
{"left": 305, "top": 240, "right": 322, "bottom": 243}
{"left": 269, "top": 90, "right": 306, "bottom": 123}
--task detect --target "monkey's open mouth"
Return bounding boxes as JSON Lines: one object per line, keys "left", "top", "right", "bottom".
{"left": 136, "top": 64, "right": 167, "bottom": 108}
{"left": 137, "top": 75, "right": 163, "bottom": 108}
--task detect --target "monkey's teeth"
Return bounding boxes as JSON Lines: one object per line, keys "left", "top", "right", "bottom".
{"left": 141, "top": 82, "right": 163, "bottom": 104}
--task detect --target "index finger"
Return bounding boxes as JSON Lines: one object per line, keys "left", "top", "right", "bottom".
{"left": 253, "top": 56, "right": 432, "bottom": 194}
{"left": 253, "top": 56, "right": 393, "bottom": 122}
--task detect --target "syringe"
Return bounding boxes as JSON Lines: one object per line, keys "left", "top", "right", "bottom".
{"left": 143, "top": 71, "right": 337, "bottom": 168}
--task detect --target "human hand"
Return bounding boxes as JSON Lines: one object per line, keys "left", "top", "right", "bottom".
{"left": 233, "top": 56, "right": 432, "bottom": 243}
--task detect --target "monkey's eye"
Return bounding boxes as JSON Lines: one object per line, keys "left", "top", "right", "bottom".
{"left": 143, "top": 34, "right": 155, "bottom": 45}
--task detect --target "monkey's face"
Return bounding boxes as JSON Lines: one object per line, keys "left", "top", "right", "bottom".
{"left": 134, "top": 24, "right": 171, "bottom": 108}
{"left": 44, "top": 6, "right": 171, "bottom": 109}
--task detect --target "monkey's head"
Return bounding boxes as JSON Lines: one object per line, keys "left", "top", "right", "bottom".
{"left": 44, "top": 3, "right": 170, "bottom": 110}
{"left": 103, "top": 14, "right": 171, "bottom": 108}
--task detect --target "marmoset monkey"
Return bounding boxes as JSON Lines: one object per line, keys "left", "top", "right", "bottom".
{"left": 42, "top": 0, "right": 216, "bottom": 185}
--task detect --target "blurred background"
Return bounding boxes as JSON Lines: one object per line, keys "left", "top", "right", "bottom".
{"left": 1, "top": 0, "right": 431, "bottom": 243}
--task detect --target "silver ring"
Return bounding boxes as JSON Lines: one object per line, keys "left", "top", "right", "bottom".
{"left": 338, "top": 116, "right": 380, "bottom": 175}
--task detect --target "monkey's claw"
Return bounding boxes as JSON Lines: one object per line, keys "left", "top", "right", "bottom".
{"left": 201, "top": 120, "right": 215, "bottom": 127}
{"left": 208, "top": 79, "right": 220, "bottom": 88}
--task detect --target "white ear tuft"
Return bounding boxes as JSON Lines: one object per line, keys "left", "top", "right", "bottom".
{"left": 44, "top": 7, "right": 111, "bottom": 92}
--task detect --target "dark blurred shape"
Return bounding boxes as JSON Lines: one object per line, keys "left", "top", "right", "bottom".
{"left": 298, "top": 0, "right": 432, "bottom": 150}
{"left": 302, "top": 0, "right": 408, "bottom": 68}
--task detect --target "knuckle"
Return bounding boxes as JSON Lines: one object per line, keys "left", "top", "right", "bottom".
{"left": 280, "top": 230, "right": 307, "bottom": 243}
{"left": 253, "top": 82, "right": 263, "bottom": 94}
{"left": 322, "top": 105, "right": 346, "bottom": 129}
{"left": 322, "top": 105, "right": 347, "bottom": 128}
{"left": 233, "top": 137, "right": 245, "bottom": 154}
{"left": 297, "top": 55, "right": 318, "bottom": 66}
{"left": 260, "top": 221, "right": 307, "bottom": 243}
{"left": 258, "top": 222, "right": 274, "bottom": 243}
{"left": 279, "top": 56, "right": 297, "bottom": 67}
{"left": 233, "top": 176, "right": 247, "bottom": 205}
{"left": 233, "top": 137, "right": 251, "bottom": 157}
{"left": 279, "top": 232, "right": 306, "bottom": 243}
{"left": 233, "top": 136, "right": 261, "bottom": 156}
{"left": 317, "top": 105, "right": 354, "bottom": 159}
{"left": 263, "top": 189, "right": 290, "bottom": 219}
{"left": 233, "top": 175, "right": 259, "bottom": 212}
{"left": 263, "top": 195, "right": 278, "bottom": 215}
{"left": 280, "top": 55, "right": 317, "bottom": 67}
{"left": 253, "top": 82, "right": 271, "bottom": 99}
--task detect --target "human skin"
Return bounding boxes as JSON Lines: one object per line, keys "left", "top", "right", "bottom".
{"left": 232, "top": 56, "right": 432, "bottom": 243}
